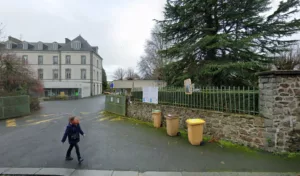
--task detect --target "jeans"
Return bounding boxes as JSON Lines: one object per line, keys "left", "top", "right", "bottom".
{"left": 66, "top": 143, "right": 81, "bottom": 159}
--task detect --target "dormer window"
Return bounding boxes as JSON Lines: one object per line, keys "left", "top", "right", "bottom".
{"left": 37, "top": 42, "right": 43, "bottom": 50}
{"left": 52, "top": 42, "right": 58, "bottom": 50}
{"left": 71, "top": 41, "right": 81, "bottom": 50}
{"left": 23, "top": 42, "right": 28, "bottom": 50}
{"left": 6, "top": 42, "right": 12, "bottom": 49}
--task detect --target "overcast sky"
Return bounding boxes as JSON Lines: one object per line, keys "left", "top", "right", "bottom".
{"left": 0, "top": 0, "right": 298, "bottom": 81}
{"left": 0, "top": 0, "right": 165, "bottom": 80}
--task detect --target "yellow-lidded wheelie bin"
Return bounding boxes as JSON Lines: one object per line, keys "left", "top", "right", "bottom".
{"left": 186, "top": 118, "right": 205, "bottom": 145}
{"left": 152, "top": 110, "right": 161, "bottom": 128}
{"left": 165, "top": 114, "right": 179, "bottom": 136}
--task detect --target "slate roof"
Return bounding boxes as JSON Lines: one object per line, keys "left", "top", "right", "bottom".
{"left": 59, "top": 35, "right": 95, "bottom": 52}
{"left": 3, "top": 35, "right": 101, "bottom": 58}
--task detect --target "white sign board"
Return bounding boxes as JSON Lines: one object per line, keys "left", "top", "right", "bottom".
{"left": 143, "top": 87, "right": 158, "bottom": 104}
{"left": 184, "top": 78, "right": 192, "bottom": 95}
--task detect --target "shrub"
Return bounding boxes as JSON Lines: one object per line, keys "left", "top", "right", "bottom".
{"left": 30, "top": 97, "right": 40, "bottom": 111}
{"left": 55, "top": 95, "right": 68, "bottom": 100}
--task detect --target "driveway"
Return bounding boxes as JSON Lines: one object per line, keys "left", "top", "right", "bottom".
{"left": 0, "top": 95, "right": 299, "bottom": 172}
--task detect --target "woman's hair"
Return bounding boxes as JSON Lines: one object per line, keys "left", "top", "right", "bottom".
{"left": 69, "top": 116, "right": 75, "bottom": 122}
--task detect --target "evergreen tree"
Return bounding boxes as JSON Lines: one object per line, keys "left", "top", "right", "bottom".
{"left": 160, "top": 0, "right": 300, "bottom": 61}
{"left": 158, "top": 0, "right": 300, "bottom": 86}
{"left": 102, "top": 68, "right": 108, "bottom": 91}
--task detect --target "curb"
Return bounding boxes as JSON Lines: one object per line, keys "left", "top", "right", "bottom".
{"left": 0, "top": 168, "right": 299, "bottom": 176}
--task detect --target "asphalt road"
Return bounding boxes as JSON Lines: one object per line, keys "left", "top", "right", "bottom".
{"left": 0, "top": 96, "right": 300, "bottom": 172}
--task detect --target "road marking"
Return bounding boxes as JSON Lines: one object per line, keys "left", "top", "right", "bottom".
{"left": 26, "top": 119, "right": 35, "bottom": 123}
{"left": 26, "top": 116, "right": 66, "bottom": 126}
{"left": 6, "top": 119, "right": 16, "bottom": 127}
{"left": 41, "top": 114, "right": 55, "bottom": 117}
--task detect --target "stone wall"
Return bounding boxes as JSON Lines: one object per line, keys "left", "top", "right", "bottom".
{"left": 258, "top": 71, "right": 300, "bottom": 152}
{"left": 127, "top": 102, "right": 266, "bottom": 149}
{"left": 126, "top": 71, "right": 300, "bottom": 152}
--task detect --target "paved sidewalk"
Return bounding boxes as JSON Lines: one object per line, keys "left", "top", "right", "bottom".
{"left": 0, "top": 168, "right": 299, "bottom": 176}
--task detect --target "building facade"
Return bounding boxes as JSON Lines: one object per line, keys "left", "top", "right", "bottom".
{"left": 4, "top": 35, "right": 103, "bottom": 98}
{"left": 113, "top": 80, "right": 167, "bottom": 95}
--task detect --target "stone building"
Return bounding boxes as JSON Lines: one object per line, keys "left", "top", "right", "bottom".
{"left": 2, "top": 35, "right": 103, "bottom": 98}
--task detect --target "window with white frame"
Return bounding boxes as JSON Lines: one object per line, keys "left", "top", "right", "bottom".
{"left": 38, "top": 69, "right": 43, "bottom": 80}
{"left": 65, "top": 55, "right": 71, "bottom": 64}
{"left": 53, "top": 56, "right": 58, "bottom": 65}
{"left": 97, "top": 60, "right": 99, "bottom": 68}
{"left": 71, "top": 41, "right": 81, "bottom": 50}
{"left": 93, "top": 70, "right": 95, "bottom": 80}
{"left": 53, "top": 42, "right": 58, "bottom": 50}
{"left": 37, "top": 42, "right": 43, "bottom": 50}
{"left": 81, "top": 69, "right": 86, "bottom": 80}
{"left": 23, "top": 42, "right": 28, "bottom": 50}
{"left": 38, "top": 56, "right": 43, "bottom": 65}
{"left": 65, "top": 69, "right": 71, "bottom": 79}
{"left": 97, "top": 71, "right": 99, "bottom": 81}
{"left": 81, "top": 55, "right": 86, "bottom": 64}
{"left": 53, "top": 69, "right": 58, "bottom": 79}
{"left": 22, "top": 55, "right": 28, "bottom": 65}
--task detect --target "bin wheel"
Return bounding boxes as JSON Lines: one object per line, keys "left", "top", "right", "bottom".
{"left": 177, "top": 132, "right": 181, "bottom": 136}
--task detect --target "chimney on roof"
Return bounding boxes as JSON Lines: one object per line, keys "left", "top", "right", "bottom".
{"left": 65, "top": 38, "right": 71, "bottom": 43}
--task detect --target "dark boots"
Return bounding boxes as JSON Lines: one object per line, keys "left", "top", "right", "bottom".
{"left": 78, "top": 157, "right": 84, "bottom": 164}
{"left": 66, "top": 156, "right": 83, "bottom": 164}
{"left": 65, "top": 156, "right": 73, "bottom": 161}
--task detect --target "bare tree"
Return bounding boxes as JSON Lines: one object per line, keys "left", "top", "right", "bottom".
{"left": 125, "top": 67, "right": 140, "bottom": 80}
{"left": 0, "top": 23, "right": 5, "bottom": 43}
{"left": 273, "top": 44, "right": 300, "bottom": 70}
{"left": 0, "top": 25, "right": 43, "bottom": 96}
{"left": 138, "top": 24, "right": 168, "bottom": 79}
{"left": 113, "top": 67, "right": 126, "bottom": 80}
{"left": 0, "top": 53, "right": 42, "bottom": 94}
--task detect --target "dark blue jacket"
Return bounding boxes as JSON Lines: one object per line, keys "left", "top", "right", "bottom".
{"left": 61, "top": 123, "right": 84, "bottom": 144}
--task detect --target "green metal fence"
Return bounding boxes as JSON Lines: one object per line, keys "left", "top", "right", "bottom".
{"left": 105, "top": 95, "right": 126, "bottom": 116}
{"left": 0, "top": 95, "right": 30, "bottom": 119}
{"left": 132, "top": 86, "right": 259, "bottom": 115}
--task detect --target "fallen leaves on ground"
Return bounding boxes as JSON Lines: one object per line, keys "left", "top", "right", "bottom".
{"left": 98, "top": 117, "right": 110, "bottom": 121}
{"left": 110, "top": 117, "right": 124, "bottom": 121}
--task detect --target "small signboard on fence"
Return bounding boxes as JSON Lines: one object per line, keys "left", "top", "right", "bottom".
{"left": 143, "top": 87, "right": 158, "bottom": 104}
{"left": 184, "top": 79, "right": 192, "bottom": 95}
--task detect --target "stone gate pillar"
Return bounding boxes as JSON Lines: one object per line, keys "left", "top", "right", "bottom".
{"left": 258, "top": 71, "right": 300, "bottom": 152}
